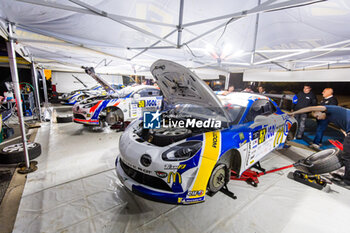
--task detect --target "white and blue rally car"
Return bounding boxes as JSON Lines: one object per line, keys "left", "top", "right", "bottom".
{"left": 73, "top": 85, "right": 162, "bottom": 126}
{"left": 62, "top": 84, "right": 125, "bottom": 105}
{"left": 116, "top": 60, "right": 297, "bottom": 204}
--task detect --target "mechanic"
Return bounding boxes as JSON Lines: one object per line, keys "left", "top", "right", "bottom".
{"left": 215, "top": 85, "right": 234, "bottom": 96}
{"left": 289, "top": 105, "right": 350, "bottom": 188}
{"left": 310, "top": 88, "right": 338, "bottom": 149}
{"left": 292, "top": 84, "right": 317, "bottom": 139}
{"left": 242, "top": 85, "right": 254, "bottom": 93}
{"left": 258, "top": 85, "right": 266, "bottom": 94}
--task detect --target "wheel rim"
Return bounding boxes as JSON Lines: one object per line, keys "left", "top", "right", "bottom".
{"left": 3, "top": 142, "right": 36, "bottom": 153}
{"left": 209, "top": 165, "right": 226, "bottom": 193}
{"left": 306, "top": 148, "right": 337, "bottom": 162}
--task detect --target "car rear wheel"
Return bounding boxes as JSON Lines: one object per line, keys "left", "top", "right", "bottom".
{"left": 207, "top": 164, "right": 228, "bottom": 194}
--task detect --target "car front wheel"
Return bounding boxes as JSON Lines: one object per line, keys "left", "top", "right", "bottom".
{"left": 207, "top": 164, "right": 228, "bottom": 194}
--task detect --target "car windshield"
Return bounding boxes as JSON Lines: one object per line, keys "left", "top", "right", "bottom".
{"left": 223, "top": 104, "right": 246, "bottom": 124}
{"left": 114, "top": 86, "right": 134, "bottom": 98}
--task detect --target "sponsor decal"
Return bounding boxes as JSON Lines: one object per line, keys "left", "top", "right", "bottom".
{"left": 167, "top": 172, "right": 182, "bottom": 184}
{"left": 164, "top": 164, "right": 187, "bottom": 170}
{"left": 284, "top": 120, "right": 292, "bottom": 136}
{"left": 267, "top": 125, "right": 276, "bottom": 139}
{"left": 239, "top": 140, "right": 247, "bottom": 147}
{"left": 183, "top": 196, "right": 205, "bottom": 203}
{"left": 212, "top": 132, "right": 218, "bottom": 148}
{"left": 188, "top": 190, "right": 204, "bottom": 196}
{"left": 251, "top": 139, "right": 258, "bottom": 149}
{"left": 146, "top": 99, "right": 157, "bottom": 107}
{"left": 155, "top": 171, "right": 167, "bottom": 178}
{"left": 274, "top": 126, "right": 284, "bottom": 147}
{"left": 239, "top": 132, "right": 245, "bottom": 140}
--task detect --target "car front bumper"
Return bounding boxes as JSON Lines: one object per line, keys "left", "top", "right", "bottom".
{"left": 115, "top": 157, "right": 204, "bottom": 204}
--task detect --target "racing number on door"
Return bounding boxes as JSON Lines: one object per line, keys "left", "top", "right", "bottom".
{"left": 259, "top": 128, "right": 266, "bottom": 144}
{"left": 138, "top": 100, "right": 145, "bottom": 108}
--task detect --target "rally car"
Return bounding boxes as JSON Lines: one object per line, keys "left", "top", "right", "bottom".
{"left": 61, "top": 84, "right": 124, "bottom": 105}
{"left": 116, "top": 60, "right": 297, "bottom": 205}
{"left": 72, "top": 85, "right": 162, "bottom": 127}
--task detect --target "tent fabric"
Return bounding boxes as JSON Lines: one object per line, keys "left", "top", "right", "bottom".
{"left": 1, "top": 0, "right": 350, "bottom": 75}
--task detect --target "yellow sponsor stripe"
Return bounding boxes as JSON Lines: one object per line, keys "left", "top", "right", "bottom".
{"left": 190, "top": 131, "right": 221, "bottom": 197}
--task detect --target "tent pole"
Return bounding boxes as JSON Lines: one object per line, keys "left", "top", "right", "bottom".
{"left": 129, "top": 29, "right": 177, "bottom": 60}
{"left": 177, "top": 0, "right": 184, "bottom": 48}
{"left": 6, "top": 23, "right": 30, "bottom": 169}
{"left": 251, "top": 0, "right": 261, "bottom": 64}
{"left": 30, "top": 60, "right": 42, "bottom": 121}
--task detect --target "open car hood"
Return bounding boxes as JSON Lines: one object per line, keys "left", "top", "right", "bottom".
{"left": 151, "top": 60, "right": 231, "bottom": 122}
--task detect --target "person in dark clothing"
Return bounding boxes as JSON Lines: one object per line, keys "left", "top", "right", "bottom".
{"left": 289, "top": 105, "right": 350, "bottom": 188}
{"left": 310, "top": 88, "right": 338, "bottom": 149}
{"left": 292, "top": 85, "right": 317, "bottom": 139}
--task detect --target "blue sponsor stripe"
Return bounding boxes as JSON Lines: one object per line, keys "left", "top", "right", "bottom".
{"left": 91, "top": 99, "right": 111, "bottom": 120}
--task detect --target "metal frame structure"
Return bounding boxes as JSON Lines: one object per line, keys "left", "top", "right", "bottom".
{"left": 10, "top": 0, "right": 350, "bottom": 72}
{"left": 6, "top": 23, "right": 30, "bottom": 169}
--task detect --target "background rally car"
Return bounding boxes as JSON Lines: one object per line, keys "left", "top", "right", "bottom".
{"left": 62, "top": 84, "right": 124, "bottom": 105}
{"left": 73, "top": 85, "right": 162, "bottom": 126}
{"left": 116, "top": 60, "right": 298, "bottom": 205}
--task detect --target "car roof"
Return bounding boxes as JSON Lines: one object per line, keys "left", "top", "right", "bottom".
{"left": 217, "top": 92, "right": 269, "bottom": 107}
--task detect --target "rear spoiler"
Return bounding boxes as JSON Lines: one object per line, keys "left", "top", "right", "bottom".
{"left": 263, "top": 93, "right": 294, "bottom": 109}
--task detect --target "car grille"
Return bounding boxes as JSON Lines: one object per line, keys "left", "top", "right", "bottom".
{"left": 73, "top": 114, "right": 85, "bottom": 120}
{"left": 120, "top": 159, "right": 172, "bottom": 192}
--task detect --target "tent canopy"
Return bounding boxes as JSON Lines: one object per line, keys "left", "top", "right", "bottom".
{"left": 1, "top": 0, "right": 350, "bottom": 76}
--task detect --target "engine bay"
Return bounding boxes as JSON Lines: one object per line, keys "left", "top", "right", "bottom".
{"left": 135, "top": 115, "right": 222, "bottom": 146}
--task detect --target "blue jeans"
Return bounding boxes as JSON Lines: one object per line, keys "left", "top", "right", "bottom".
{"left": 313, "top": 119, "right": 329, "bottom": 145}
{"left": 295, "top": 114, "right": 307, "bottom": 138}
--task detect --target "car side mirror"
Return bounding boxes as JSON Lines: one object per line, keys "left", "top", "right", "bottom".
{"left": 134, "top": 93, "right": 141, "bottom": 99}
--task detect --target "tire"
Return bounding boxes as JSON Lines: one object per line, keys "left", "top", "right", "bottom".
{"left": 57, "top": 116, "right": 73, "bottom": 123}
{"left": 305, "top": 148, "right": 343, "bottom": 174}
{"left": 207, "top": 164, "right": 227, "bottom": 193}
{"left": 0, "top": 142, "right": 42, "bottom": 164}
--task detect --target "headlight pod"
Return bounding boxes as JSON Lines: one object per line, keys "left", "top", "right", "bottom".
{"left": 162, "top": 141, "right": 202, "bottom": 161}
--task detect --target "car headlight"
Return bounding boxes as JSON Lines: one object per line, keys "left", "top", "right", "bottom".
{"left": 162, "top": 141, "right": 202, "bottom": 161}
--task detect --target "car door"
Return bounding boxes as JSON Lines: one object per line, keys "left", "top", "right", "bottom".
{"left": 132, "top": 88, "right": 162, "bottom": 118}
{"left": 244, "top": 99, "right": 279, "bottom": 168}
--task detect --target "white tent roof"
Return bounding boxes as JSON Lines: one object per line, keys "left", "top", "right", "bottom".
{"left": 1, "top": 0, "right": 350, "bottom": 76}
